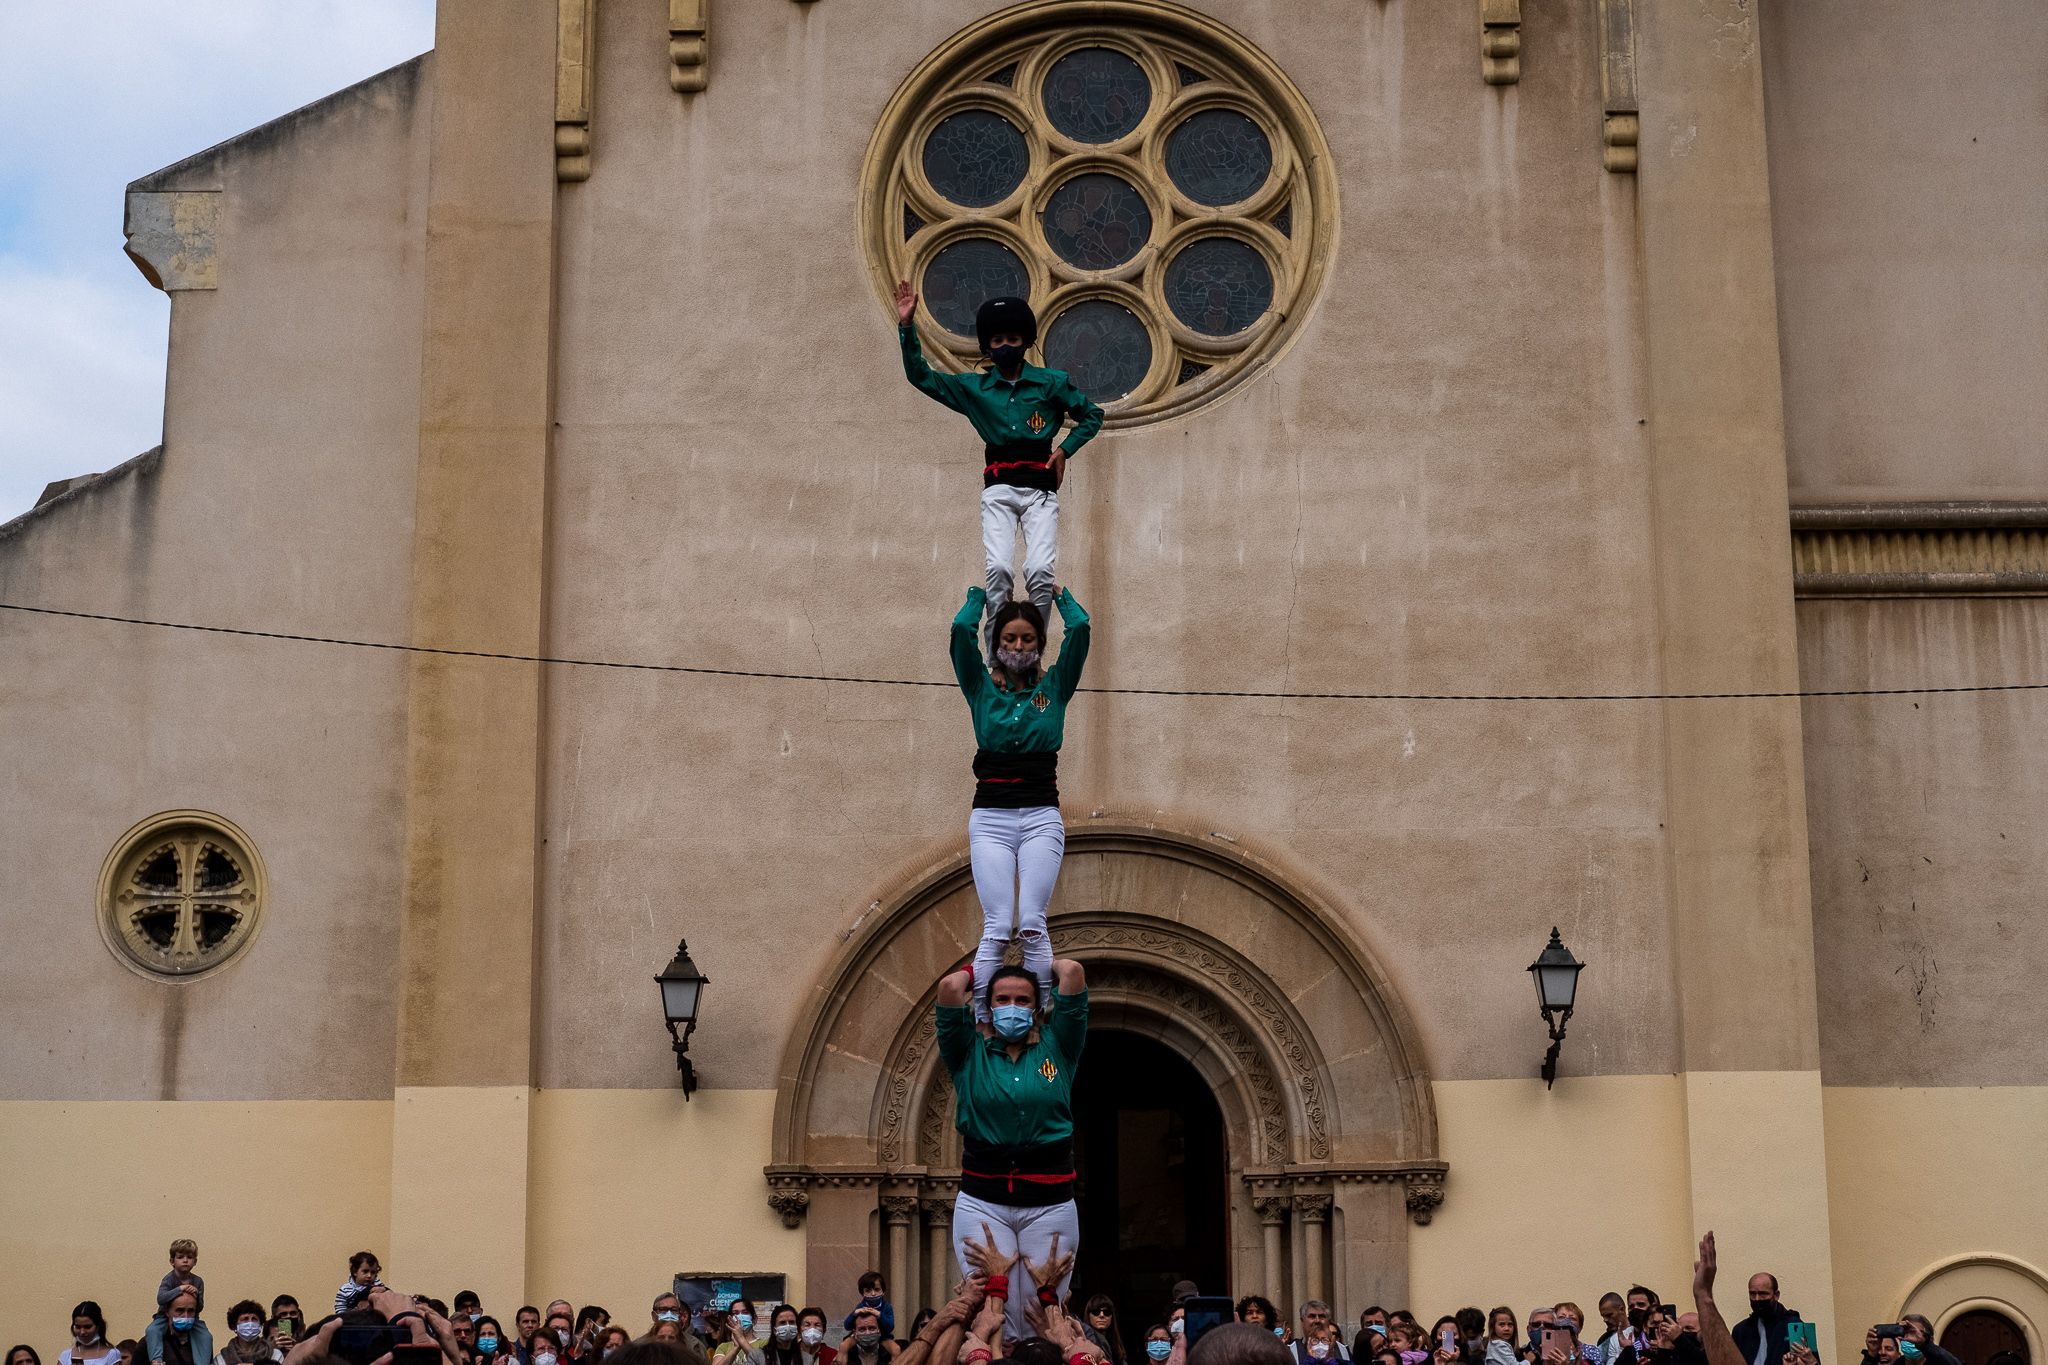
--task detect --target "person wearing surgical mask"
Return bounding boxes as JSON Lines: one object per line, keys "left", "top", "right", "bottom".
{"left": 934, "top": 955, "right": 1089, "bottom": 1344}
{"left": 541, "top": 1313, "right": 574, "bottom": 1365}
{"left": 841, "top": 1308, "right": 896, "bottom": 1365}
{"left": 572, "top": 1309, "right": 611, "bottom": 1363}
{"left": 477, "top": 1317, "right": 509, "bottom": 1365}
{"left": 647, "top": 1293, "right": 688, "bottom": 1342}
{"left": 795, "top": 1309, "right": 836, "bottom": 1365}
{"left": 145, "top": 1290, "right": 211, "bottom": 1365}
{"left": 759, "top": 1307, "right": 805, "bottom": 1365}
{"left": 212, "top": 1303, "right": 279, "bottom": 1365}
{"left": 61, "top": 1303, "right": 122, "bottom": 1365}
{"left": 1293, "top": 1305, "right": 1348, "bottom": 1365}
{"left": 713, "top": 1303, "right": 764, "bottom": 1365}
{"left": 597, "top": 1330, "right": 631, "bottom": 1362}
{"left": 1144, "top": 1327, "right": 1174, "bottom": 1365}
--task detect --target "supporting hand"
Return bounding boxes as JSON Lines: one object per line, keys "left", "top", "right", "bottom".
{"left": 1021, "top": 1232, "right": 1075, "bottom": 1303}
{"left": 962, "top": 1224, "right": 1016, "bottom": 1279}
{"left": 932, "top": 1278, "right": 987, "bottom": 1332}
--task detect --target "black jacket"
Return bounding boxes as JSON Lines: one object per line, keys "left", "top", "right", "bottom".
{"left": 1732, "top": 1312, "right": 1806, "bottom": 1365}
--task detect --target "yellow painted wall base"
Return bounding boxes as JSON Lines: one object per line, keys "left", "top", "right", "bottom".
{"left": 0, "top": 1100, "right": 393, "bottom": 1344}
{"left": 1412, "top": 1077, "right": 1698, "bottom": 1314}
{"left": 389, "top": 1086, "right": 533, "bottom": 1311}
{"left": 4, "top": 1086, "right": 2045, "bottom": 1350}
{"left": 1683, "top": 1071, "right": 1837, "bottom": 1359}
{"left": 527, "top": 1088, "right": 803, "bottom": 1314}
{"left": 1824, "top": 1087, "right": 2048, "bottom": 1344}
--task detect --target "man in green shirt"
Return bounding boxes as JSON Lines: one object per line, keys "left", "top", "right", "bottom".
{"left": 936, "top": 956, "right": 1087, "bottom": 1345}
{"left": 893, "top": 280, "right": 1104, "bottom": 653}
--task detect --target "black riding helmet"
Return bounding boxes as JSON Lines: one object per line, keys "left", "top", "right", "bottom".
{"left": 975, "top": 295, "right": 1038, "bottom": 352}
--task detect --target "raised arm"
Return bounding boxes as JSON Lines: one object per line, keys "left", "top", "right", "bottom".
{"left": 898, "top": 281, "right": 968, "bottom": 413}
{"left": 951, "top": 587, "right": 991, "bottom": 696}
{"left": 1045, "top": 589, "right": 1090, "bottom": 701}
{"left": 1047, "top": 958, "right": 1088, "bottom": 1063}
{"left": 938, "top": 968, "right": 973, "bottom": 1007}
{"left": 936, "top": 967, "right": 975, "bottom": 1072}
{"left": 1693, "top": 1233, "right": 1746, "bottom": 1365}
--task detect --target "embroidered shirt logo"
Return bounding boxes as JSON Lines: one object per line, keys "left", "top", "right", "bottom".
{"left": 1032, "top": 692, "right": 1050, "bottom": 711}
{"left": 1026, "top": 410, "right": 1048, "bottom": 434}
{"left": 1039, "top": 1058, "right": 1058, "bottom": 1082}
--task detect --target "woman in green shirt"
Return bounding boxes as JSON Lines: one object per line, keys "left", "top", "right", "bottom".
{"left": 936, "top": 956, "right": 1087, "bottom": 1345}
{"left": 951, "top": 583, "right": 1090, "bottom": 1021}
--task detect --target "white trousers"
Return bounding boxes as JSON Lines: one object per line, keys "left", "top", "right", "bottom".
{"left": 951, "top": 1191, "right": 1081, "bottom": 1344}
{"left": 981, "top": 484, "right": 1059, "bottom": 651}
{"left": 968, "top": 805, "right": 1064, "bottom": 1019}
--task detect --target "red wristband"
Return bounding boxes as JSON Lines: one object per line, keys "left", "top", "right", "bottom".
{"left": 1070, "top": 1354, "right": 1093, "bottom": 1365}
{"left": 985, "top": 1275, "right": 1008, "bottom": 1300}
{"left": 1038, "top": 1288, "right": 1059, "bottom": 1307}
{"left": 967, "top": 1353, "right": 993, "bottom": 1363}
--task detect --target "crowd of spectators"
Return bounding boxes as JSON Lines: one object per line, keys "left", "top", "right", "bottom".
{"left": 7, "top": 1230, "right": 1999, "bottom": 1365}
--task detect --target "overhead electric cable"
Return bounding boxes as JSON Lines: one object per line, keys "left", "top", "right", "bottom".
{"left": 3, "top": 599, "right": 2044, "bottom": 703}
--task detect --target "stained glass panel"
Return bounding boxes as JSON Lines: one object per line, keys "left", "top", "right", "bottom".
{"left": 1044, "top": 299, "right": 1152, "bottom": 402}
{"left": 1041, "top": 47, "right": 1150, "bottom": 143}
{"left": 921, "top": 109, "right": 1030, "bottom": 208}
{"left": 1163, "top": 237, "right": 1273, "bottom": 336}
{"left": 923, "top": 238, "right": 1031, "bottom": 336}
{"left": 1165, "top": 108, "right": 1272, "bottom": 206}
{"left": 1041, "top": 173, "right": 1152, "bottom": 271}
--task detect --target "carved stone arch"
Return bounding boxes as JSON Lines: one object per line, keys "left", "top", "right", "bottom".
{"left": 766, "top": 823, "right": 1445, "bottom": 1316}
{"left": 886, "top": 945, "right": 1304, "bottom": 1176}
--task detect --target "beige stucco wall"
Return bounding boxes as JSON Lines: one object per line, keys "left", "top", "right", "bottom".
{"left": 1761, "top": 0, "right": 2048, "bottom": 498}
{"left": 541, "top": 0, "right": 1675, "bottom": 1093}
{"left": 0, "top": 60, "right": 431, "bottom": 1102}
{"left": 5, "top": 0, "right": 2044, "bottom": 1352}
{"left": 1797, "top": 598, "right": 2048, "bottom": 1086}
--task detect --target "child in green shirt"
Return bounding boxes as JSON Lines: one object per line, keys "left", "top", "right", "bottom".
{"left": 895, "top": 281, "right": 1103, "bottom": 653}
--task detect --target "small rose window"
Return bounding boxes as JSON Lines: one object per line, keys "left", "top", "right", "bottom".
{"left": 98, "top": 811, "right": 266, "bottom": 980}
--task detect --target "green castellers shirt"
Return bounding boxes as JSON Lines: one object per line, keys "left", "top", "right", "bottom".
{"left": 899, "top": 324, "right": 1105, "bottom": 479}
{"left": 950, "top": 586, "right": 1090, "bottom": 752}
{"left": 935, "top": 986, "right": 1088, "bottom": 1148}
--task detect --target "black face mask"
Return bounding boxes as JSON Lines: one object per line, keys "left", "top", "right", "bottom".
{"left": 990, "top": 343, "right": 1026, "bottom": 371}
{"left": 1750, "top": 1303, "right": 1782, "bottom": 1321}
{"left": 1630, "top": 1311, "right": 1650, "bottom": 1331}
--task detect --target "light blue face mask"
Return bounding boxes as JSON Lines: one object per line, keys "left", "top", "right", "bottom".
{"left": 735, "top": 1317, "right": 753, "bottom": 1334}
{"left": 1148, "top": 1344, "right": 1174, "bottom": 1361}
{"left": 992, "top": 1004, "right": 1035, "bottom": 1039}
{"left": 1900, "top": 1346, "right": 1923, "bottom": 1362}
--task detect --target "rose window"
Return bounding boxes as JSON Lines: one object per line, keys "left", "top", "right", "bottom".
{"left": 98, "top": 811, "right": 266, "bottom": 980}
{"left": 867, "top": 4, "right": 1337, "bottom": 425}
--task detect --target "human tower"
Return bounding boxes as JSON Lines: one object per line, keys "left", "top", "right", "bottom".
{"left": 893, "top": 280, "right": 1102, "bottom": 1341}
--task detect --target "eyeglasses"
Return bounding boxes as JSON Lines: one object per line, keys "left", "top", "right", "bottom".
{"left": 1090, "top": 1310, "right": 1112, "bottom": 1319}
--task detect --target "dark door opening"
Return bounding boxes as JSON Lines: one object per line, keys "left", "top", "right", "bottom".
{"left": 1940, "top": 1311, "right": 2029, "bottom": 1365}
{"left": 1072, "top": 1029, "right": 1229, "bottom": 1344}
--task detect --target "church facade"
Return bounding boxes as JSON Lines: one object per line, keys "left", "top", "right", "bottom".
{"left": 3, "top": 0, "right": 2045, "bottom": 1357}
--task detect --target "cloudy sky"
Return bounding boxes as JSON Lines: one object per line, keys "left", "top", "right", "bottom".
{"left": 0, "top": 0, "right": 436, "bottom": 525}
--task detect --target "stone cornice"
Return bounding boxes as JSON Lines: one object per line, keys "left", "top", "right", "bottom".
{"left": 1791, "top": 501, "right": 2048, "bottom": 598}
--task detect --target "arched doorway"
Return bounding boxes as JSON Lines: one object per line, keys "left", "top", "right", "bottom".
{"left": 1942, "top": 1311, "right": 2029, "bottom": 1365}
{"left": 762, "top": 824, "right": 1447, "bottom": 1321}
{"left": 1073, "top": 1029, "right": 1230, "bottom": 1323}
